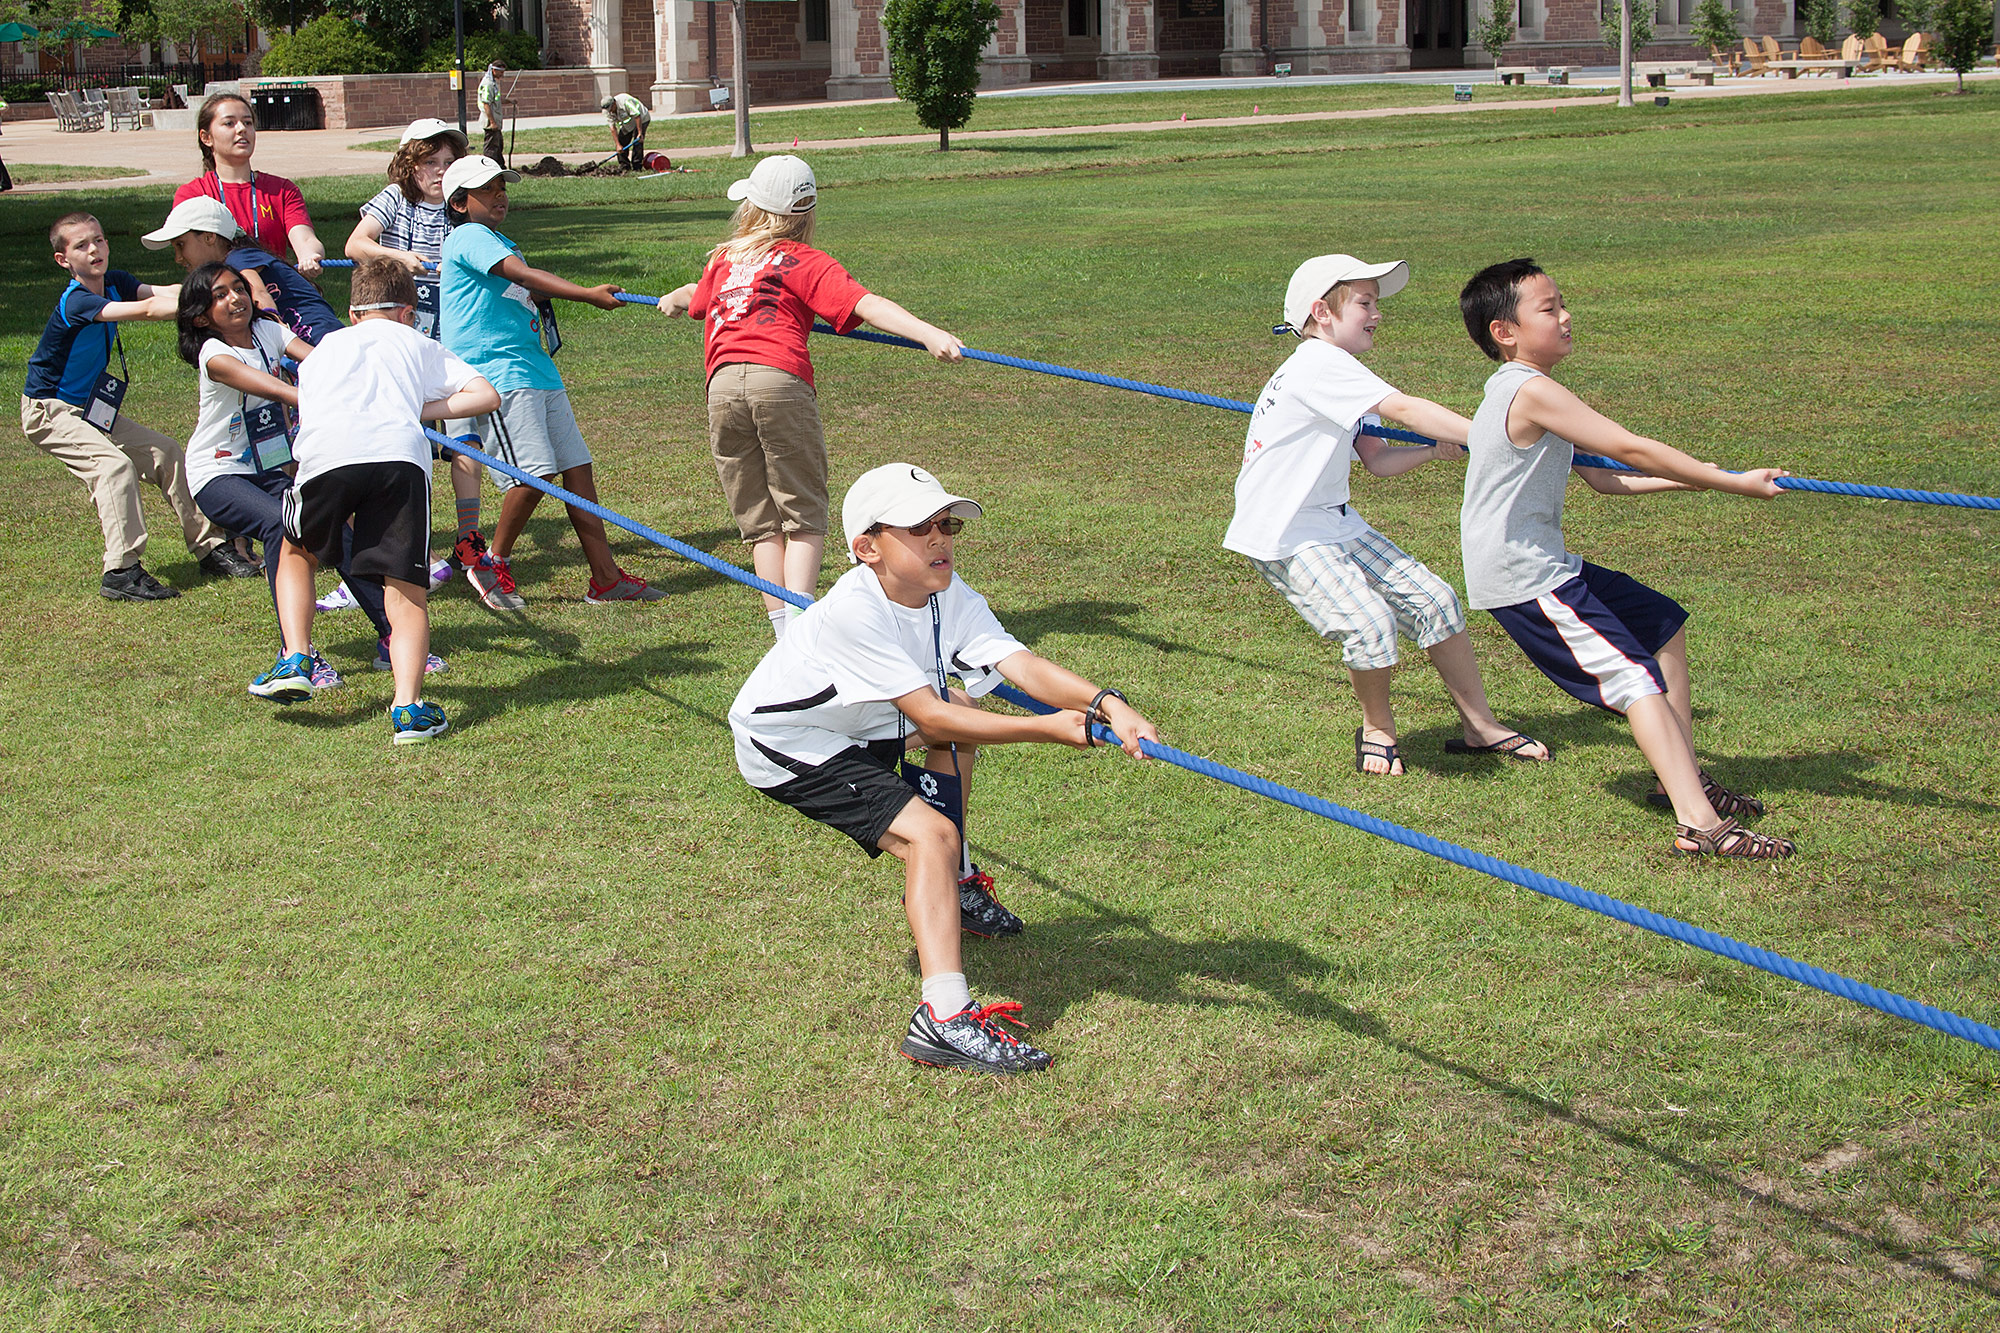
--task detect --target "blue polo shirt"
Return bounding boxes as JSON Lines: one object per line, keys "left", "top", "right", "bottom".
{"left": 440, "top": 222, "right": 562, "bottom": 393}
{"left": 24, "top": 271, "right": 140, "bottom": 407}
{"left": 230, "top": 244, "right": 344, "bottom": 345}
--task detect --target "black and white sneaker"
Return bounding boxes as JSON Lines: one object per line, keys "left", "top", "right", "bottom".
{"left": 199, "top": 545, "right": 262, "bottom": 579}
{"left": 958, "top": 866, "right": 1024, "bottom": 938}
{"left": 901, "top": 999, "right": 1053, "bottom": 1074}
{"left": 100, "top": 563, "right": 179, "bottom": 601}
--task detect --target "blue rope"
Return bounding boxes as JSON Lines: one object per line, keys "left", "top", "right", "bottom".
{"left": 427, "top": 423, "right": 2000, "bottom": 1056}
{"left": 320, "top": 259, "right": 437, "bottom": 271}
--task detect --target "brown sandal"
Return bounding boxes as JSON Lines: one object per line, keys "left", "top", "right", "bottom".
{"left": 1649, "top": 770, "right": 1766, "bottom": 819}
{"left": 1674, "top": 817, "right": 1795, "bottom": 859}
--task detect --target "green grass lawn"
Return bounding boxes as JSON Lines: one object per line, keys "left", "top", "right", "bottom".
{"left": 0, "top": 163, "right": 148, "bottom": 184}
{"left": 3, "top": 86, "right": 1998, "bottom": 1329}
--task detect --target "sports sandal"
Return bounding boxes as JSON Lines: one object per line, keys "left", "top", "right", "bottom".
{"left": 1673, "top": 817, "right": 1794, "bottom": 860}
{"left": 1648, "top": 770, "right": 1765, "bottom": 819}
{"left": 1445, "top": 732, "right": 1552, "bottom": 761}
{"left": 1354, "top": 727, "right": 1404, "bottom": 776}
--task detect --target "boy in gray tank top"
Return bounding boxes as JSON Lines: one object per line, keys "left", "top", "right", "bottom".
{"left": 1457, "top": 258, "right": 1797, "bottom": 860}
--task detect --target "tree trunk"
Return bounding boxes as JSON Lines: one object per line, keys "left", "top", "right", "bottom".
{"left": 1618, "top": 0, "right": 1634, "bottom": 108}
{"left": 939, "top": 125, "right": 948, "bottom": 152}
{"left": 731, "top": 0, "right": 752, "bottom": 158}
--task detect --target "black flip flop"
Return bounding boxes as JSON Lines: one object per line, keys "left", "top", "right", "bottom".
{"left": 1354, "top": 727, "right": 1403, "bottom": 776}
{"left": 1444, "top": 733, "right": 1551, "bottom": 761}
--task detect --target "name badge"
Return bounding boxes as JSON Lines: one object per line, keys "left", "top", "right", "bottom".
{"left": 84, "top": 372, "right": 127, "bottom": 431}
{"left": 244, "top": 400, "right": 294, "bottom": 473}
{"left": 414, "top": 277, "right": 441, "bottom": 340}
{"left": 536, "top": 297, "right": 562, "bottom": 356}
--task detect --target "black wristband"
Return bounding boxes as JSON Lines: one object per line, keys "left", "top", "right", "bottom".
{"left": 1087, "top": 688, "right": 1126, "bottom": 744}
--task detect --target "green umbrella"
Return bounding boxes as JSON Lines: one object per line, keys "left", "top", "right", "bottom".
{"left": 48, "top": 20, "right": 119, "bottom": 41}
{"left": 0, "top": 22, "right": 40, "bottom": 41}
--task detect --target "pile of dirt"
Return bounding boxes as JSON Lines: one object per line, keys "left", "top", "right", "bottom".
{"left": 520, "top": 156, "right": 629, "bottom": 179}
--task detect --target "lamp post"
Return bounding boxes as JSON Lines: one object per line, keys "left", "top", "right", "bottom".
{"left": 455, "top": 0, "right": 468, "bottom": 137}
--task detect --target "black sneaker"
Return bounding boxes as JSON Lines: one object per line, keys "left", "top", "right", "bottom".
{"left": 958, "top": 866, "right": 1024, "bottom": 938}
{"left": 901, "top": 999, "right": 1053, "bottom": 1074}
{"left": 100, "top": 564, "right": 179, "bottom": 601}
{"left": 199, "top": 545, "right": 262, "bottom": 579}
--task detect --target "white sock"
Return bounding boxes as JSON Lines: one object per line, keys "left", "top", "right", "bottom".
{"left": 921, "top": 972, "right": 972, "bottom": 1018}
{"left": 768, "top": 607, "right": 789, "bottom": 640}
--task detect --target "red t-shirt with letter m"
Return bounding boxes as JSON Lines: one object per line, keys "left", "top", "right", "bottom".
{"left": 689, "top": 241, "right": 869, "bottom": 389}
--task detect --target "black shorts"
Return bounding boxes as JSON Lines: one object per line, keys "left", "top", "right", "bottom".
{"left": 756, "top": 739, "right": 924, "bottom": 858}
{"left": 284, "top": 461, "right": 431, "bottom": 587}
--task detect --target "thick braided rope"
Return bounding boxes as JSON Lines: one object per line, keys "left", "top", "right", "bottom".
{"left": 426, "top": 424, "right": 2000, "bottom": 1055}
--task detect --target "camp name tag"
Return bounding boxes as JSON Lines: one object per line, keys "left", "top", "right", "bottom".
{"left": 536, "top": 297, "right": 562, "bottom": 356}
{"left": 244, "top": 400, "right": 294, "bottom": 472}
{"left": 413, "top": 278, "right": 441, "bottom": 339}
{"left": 84, "top": 372, "right": 128, "bottom": 431}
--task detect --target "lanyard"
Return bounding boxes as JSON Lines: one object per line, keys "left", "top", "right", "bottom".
{"left": 209, "top": 170, "right": 260, "bottom": 243}
{"left": 928, "top": 594, "right": 948, "bottom": 699}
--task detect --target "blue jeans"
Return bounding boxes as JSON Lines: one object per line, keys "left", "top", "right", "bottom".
{"left": 195, "top": 471, "right": 390, "bottom": 640}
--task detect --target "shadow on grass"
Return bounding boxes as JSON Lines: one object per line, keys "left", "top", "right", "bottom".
{"left": 998, "top": 597, "right": 1302, "bottom": 674}
{"left": 970, "top": 849, "right": 2000, "bottom": 1295}
{"left": 486, "top": 516, "right": 747, "bottom": 602}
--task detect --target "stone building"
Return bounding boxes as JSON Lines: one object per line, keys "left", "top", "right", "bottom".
{"left": 511, "top": 0, "right": 1975, "bottom": 112}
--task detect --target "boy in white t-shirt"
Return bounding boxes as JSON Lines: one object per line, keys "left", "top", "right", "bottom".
{"left": 1225, "top": 254, "right": 1547, "bottom": 776}
{"left": 246, "top": 260, "right": 499, "bottom": 744}
{"left": 729, "top": 463, "right": 1160, "bottom": 1075}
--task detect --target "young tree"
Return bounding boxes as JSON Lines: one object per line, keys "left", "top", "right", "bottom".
{"left": 882, "top": 0, "right": 1000, "bottom": 151}
{"left": 1933, "top": 0, "right": 1990, "bottom": 90}
{"left": 1689, "top": 0, "right": 1740, "bottom": 54}
{"left": 1474, "top": 1, "right": 1516, "bottom": 77}
{"left": 1897, "top": 0, "right": 1937, "bottom": 34}
{"left": 1802, "top": 0, "right": 1839, "bottom": 44}
{"left": 1846, "top": 0, "right": 1881, "bottom": 39}
{"left": 1601, "top": 0, "right": 1654, "bottom": 56}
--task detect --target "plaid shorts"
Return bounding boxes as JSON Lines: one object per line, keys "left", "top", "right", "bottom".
{"left": 1250, "top": 528, "right": 1467, "bottom": 671}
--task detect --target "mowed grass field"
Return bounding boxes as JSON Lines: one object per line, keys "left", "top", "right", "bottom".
{"left": 2, "top": 86, "right": 1997, "bottom": 1329}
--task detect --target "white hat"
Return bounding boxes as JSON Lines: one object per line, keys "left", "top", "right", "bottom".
{"left": 142, "top": 196, "right": 243, "bottom": 249}
{"left": 442, "top": 154, "right": 520, "bottom": 200}
{"left": 842, "top": 464, "right": 983, "bottom": 562}
{"left": 727, "top": 154, "right": 817, "bottom": 215}
{"left": 1281, "top": 254, "right": 1410, "bottom": 333}
{"left": 399, "top": 117, "right": 469, "bottom": 154}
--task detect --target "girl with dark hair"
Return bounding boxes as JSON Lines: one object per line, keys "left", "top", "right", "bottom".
{"left": 171, "top": 93, "right": 327, "bottom": 275}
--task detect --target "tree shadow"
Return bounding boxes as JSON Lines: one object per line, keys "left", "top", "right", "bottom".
{"left": 956, "top": 849, "right": 2000, "bottom": 1295}
{"left": 996, "top": 597, "right": 1302, "bottom": 674}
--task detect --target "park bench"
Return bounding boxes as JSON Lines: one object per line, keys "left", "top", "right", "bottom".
{"left": 47, "top": 90, "right": 104, "bottom": 132}
{"left": 1494, "top": 66, "right": 1533, "bottom": 84}
{"left": 106, "top": 87, "right": 150, "bottom": 131}
{"left": 1634, "top": 62, "right": 1719, "bottom": 86}
{"left": 1770, "top": 58, "right": 1857, "bottom": 78}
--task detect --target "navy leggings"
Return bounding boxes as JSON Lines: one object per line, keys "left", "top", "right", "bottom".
{"left": 195, "top": 472, "right": 391, "bottom": 640}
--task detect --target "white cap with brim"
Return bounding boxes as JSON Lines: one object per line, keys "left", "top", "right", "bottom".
{"left": 142, "top": 196, "right": 243, "bottom": 250}
{"left": 726, "top": 154, "right": 817, "bottom": 215}
{"left": 842, "top": 464, "right": 983, "bottom": 563}
{"left": 1281, "top": 254, "right": 1410, "bottom": 333}
{"left": 400, "top": 117, "right": 469, "bottom": 154}
{"left": 441, "top": 155, "right": 521, "bottom": 200}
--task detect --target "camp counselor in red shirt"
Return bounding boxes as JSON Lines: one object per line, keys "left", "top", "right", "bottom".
{"left": 171, "top": 171, "right": 315, "bottom": 268}
{"left": 688, "top": 242, "right": 869, "bottom": 389}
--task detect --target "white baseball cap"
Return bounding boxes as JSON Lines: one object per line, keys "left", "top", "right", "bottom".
{"left": 842, "top": 464, "right": 983, "bottom": 562}
{"left": 142, "top": 196, "right": 242, "bottom": 249}
{"left": 399, "top": 117, "right": 469, "bottom": 154}
{"left": 442, "top": 154, "right": 520, "bottom": 200}
{"left": 727, "top": 154, "right": 817, "bottom": 215}
{"left": 1281, "top": 254, "right": 1410, "bottom": 333}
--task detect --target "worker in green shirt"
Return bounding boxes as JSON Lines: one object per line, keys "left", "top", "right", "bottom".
{"left": 477, "top": 61, "right": 507, "bottom": 165}
{"left": 601, "top": 93, "right": 652, "bottom": 170}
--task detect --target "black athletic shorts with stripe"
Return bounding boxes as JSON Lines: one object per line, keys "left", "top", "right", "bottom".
{"left": 283, "top": 460, "right": 431, "bottom": 587}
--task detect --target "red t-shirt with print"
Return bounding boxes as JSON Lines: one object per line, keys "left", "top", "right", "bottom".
{"left": 172, "top": 171, "right": 313, "bottom": 261}
{"left": 688, "top": 241, "right": 869, "bottom": 389}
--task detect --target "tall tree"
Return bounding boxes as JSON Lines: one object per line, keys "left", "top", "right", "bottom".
{"left": 882, "top": 0, "right": 999, "bottom": 151}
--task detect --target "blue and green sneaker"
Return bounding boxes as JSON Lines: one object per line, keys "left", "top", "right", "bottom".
{"left": 248, "top": 651, "right": 317, "bottom": 703}
{"left": 390, "top": 700, "right": 450, "bottom": 745}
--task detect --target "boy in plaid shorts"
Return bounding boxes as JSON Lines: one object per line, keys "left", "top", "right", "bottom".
{"left": 1225, "top": 254, "right": 1548, "bottom": 776}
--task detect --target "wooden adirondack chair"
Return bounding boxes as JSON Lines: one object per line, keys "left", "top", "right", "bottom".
{"left": 1862, "top": 33, "right": 1895, "bottom": 72}
{"left": 1895, "top": 33, "right": 1930, "bottom": 72}
{"left": 1709, "top": 45, "right": 1742, "bottom": 75}
{"left": 1799, "top": 36, "right": 1832, "bottom": 59}
{"left": 1741, "top": 37, "right": 1773, "bottom": 76}
{"left": 1839, "top": 34, "right": 1864, "bottom": 62}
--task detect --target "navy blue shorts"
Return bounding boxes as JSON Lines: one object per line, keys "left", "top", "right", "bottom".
{"left": 1487, "top": 562, "right": 1688, "bottom": 714}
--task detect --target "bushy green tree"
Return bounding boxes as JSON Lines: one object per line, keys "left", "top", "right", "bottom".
{"left": 1474, "top": 2, "right": 1515, "bottom": 74}
{"left": 262, "top": 13, "right": 394, "bottom": 74}
{"left": 1689, "top": 0, "right": 1740, "bottom": 53}
{"left": 417, "top": 27, "right": 540, "bottom": 72}
{"left": 881, "top": 0, "right": 999, "bottom": 151}
{"left": 1802, "top": 0, "right": 1839, "bottom": 43}
{"left": 1847, "top": 0, "right": 1881, "bottom": 38}
{"left": 1601, "top": 0, "right": 1654, "bottom": 54}
{"left": 1932, "top": 0, "right": 1990, "bottom": 89}
{"left": 1897, "top": 0, "right": 1937, "bottom": 33}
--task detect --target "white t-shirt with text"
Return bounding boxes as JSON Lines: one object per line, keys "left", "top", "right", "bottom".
{"left": 186, "top": 320, "right": 292, "bottom": 495}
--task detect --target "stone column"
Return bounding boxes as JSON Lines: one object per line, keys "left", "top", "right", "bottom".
{"left": 980, "top": 0, "right": 1033, "bottom": 88}
{"left": 829, "top": 0, "right": 893, "bottom": 100}
{"left": 1098, "top": 0, "right": 1161, "bottom": 80}
{"left": 653, "top": 0, "right": 715, "bottom": 111}
{"left": 1221, "top": 0, "right": 1265, "bottom": 73}
{"left": 590, "top": 0, "right": 629, "bottom": 101}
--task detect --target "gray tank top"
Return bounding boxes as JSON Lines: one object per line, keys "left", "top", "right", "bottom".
{"left": 1461, "top": 362, "right": 1583, "bottom": 610}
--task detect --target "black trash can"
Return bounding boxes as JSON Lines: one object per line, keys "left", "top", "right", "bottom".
{"left": 248, "top": 85, "right": 322, "bottom": 131}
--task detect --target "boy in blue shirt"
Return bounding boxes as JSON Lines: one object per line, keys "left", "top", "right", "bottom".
{"left": 21, "top": 211, "right": 244, "bottom": 600}
{"left": 1458, "top": 258, "right": 1795, "bottom": 860}
{"left": 143, "top": 196, "right": 344, "bottom": 345}
{"left": 439, "top": 156, "right": 661, "bottom": 606}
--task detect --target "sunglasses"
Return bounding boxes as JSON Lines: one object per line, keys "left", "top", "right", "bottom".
{"left": 872, "top": 515, "right": 966, "bottom": 538}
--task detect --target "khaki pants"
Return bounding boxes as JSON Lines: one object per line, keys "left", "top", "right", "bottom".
{"left": 706, "top": 364, "right": 828, "bottom": 542}
{"left": 21, "top": 395, "right": 221, "bottom": 572}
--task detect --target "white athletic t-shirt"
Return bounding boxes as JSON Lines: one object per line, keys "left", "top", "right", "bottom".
{"left": 1222, "top": 339, "right": 1396, "bottom": 560}
{"left": 185, "top": 320, "right": 292, "bottom": 495}
{"left": 729, "top": 565, "right": 1028, "bottom": 789}
{"left": 292, "top": 318, "right": 477, "bottom": 489}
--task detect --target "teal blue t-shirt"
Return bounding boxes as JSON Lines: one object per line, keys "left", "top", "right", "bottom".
{"left": 440, "top": 222, "right": 562, "bottom": 393}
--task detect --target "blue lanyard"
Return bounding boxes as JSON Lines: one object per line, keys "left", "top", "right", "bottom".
{"left": 209, "top": 170, "right": 260, "bottom": 244}
{"left": 929, "top": 594, "right": 948, "bottom": 699}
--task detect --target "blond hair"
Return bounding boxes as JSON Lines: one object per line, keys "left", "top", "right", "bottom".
{"left": 1302, "top": 280, "right": 1368, "bottom": 332}
{"left": 711, "top": 200, "right": 816, "bottom": 265}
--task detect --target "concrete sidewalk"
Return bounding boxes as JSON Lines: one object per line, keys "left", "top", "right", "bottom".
{"left": 2, "top": 67, "right": 1988, "bottom": 197}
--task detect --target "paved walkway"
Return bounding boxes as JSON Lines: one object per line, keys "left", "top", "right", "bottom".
{"left": 2, "top": 67, "right": 1988, "bottom": 196}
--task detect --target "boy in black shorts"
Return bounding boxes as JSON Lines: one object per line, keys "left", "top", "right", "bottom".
{"left": 248, "top": 260, "right": 498, "bottom": 744}
{"left": 728, "top": 463, "right": 1160, "bottom": 1074}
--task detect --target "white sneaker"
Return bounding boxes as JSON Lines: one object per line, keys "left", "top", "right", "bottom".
{"left": 315, "top": 581, "right": 357, "bottom": 613}
{"left": 427, "top": 558, "right": 453, "bottom": 591}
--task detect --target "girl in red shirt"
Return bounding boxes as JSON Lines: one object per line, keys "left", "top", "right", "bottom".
{"left": 172, "top": 93, "right": 327, "bottom": 276}
{"left": 662, "top": 155, "right": 964, "bottom": 639}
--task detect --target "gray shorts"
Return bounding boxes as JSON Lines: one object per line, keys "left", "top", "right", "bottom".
{"left": 480, "top": 387, "right": 592, "bottom": 491}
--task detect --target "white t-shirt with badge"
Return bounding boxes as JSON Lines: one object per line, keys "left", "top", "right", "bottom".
{"left": 729, "top": 564, "right": 1029, "bottom": 789}
{"left": 292, "top": 317, "right": 478, "bottom": 489}
{"left": 186, "top": 320, "right": 293, "bottom": 495}
{"left": 1222, "top": 338, "right": 1398, "bottom": 561}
